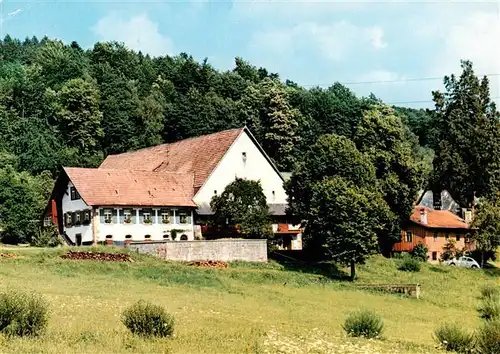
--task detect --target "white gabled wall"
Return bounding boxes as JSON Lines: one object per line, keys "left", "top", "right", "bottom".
{"left": 194, "top": 130, "right": 287, "bottom": 214}
{"left": 62, "top": 181, "right": 93, "bottom": 243}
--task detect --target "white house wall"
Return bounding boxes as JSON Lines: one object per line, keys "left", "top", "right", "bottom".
{"left": 97, "top": 208, "right": 195, "bottom": 242}
{"left": 62, "top": 181, "right": 93, "bottom": 243}
{"left": 194, "top": 131, "right": 287, "bottom": 214}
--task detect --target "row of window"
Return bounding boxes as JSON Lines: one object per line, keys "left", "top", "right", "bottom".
{"left": 405, "top": 231, "right": 468, "bottom": 243}
{"left": 64, "top": 210, "right": 91, "bottom": 228}
{"left": 99, "top": 208, "right": 192, "bottom": 225}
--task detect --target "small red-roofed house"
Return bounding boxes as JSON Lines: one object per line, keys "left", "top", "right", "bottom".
{"left": 393, "top": 206, "right": 475, "bottom": 262}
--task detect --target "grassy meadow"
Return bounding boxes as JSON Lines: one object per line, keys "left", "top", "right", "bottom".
{"left": 0, "top": 247, "right": 498, "bottom": 353}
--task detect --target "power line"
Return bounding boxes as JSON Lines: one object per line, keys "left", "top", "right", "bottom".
{"left": 386, "top": 96, "right": 500, "bottom": 106}
{"left": 298, "top": 73, "right": 500, "bottom": 87}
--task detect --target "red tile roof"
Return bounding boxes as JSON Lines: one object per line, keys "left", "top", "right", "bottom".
{"left": 410, "top": 206, "right": 469, "bottom": 229}
{"left": 64, "top": 168, "right": 196, "bottom": 207}
{"left": 99, "top": 128, "right": 244, "bottom": 189}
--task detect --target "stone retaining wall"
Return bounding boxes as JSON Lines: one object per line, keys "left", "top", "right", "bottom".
{"left": 128, "top": 239, "right": 268, "bottom": 262}
{"left": 354, "top": 283, "right": 421, "bottom": 298}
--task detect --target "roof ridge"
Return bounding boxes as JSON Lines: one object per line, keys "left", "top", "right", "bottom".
{"left": 105, "top": 127, "right": 245, "bottom": 157}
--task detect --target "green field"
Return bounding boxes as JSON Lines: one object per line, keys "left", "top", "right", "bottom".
{"left": 0, "top": 248, "right": 498, "bottom": 353}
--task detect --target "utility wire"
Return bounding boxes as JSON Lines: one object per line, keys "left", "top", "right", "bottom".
{"left": 386, "top": 96, "right": 500, "bottom": 106}
{"left": 298, "top": 73, "right": 500, "bottom": 87}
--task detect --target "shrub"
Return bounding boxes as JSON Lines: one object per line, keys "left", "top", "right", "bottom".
{"left": 0, "top": 290, "right": 49, "bottom": 337}
{"left": 479, "top": 285, "right": 500, "bottom": 301}
{"left": 433, "top": 323, "right": 475, "bottom": 353}
{"left": 343, "top": 310, "right": 384, "bottom": 339}
{"left": 122, "top": 300, "right": 174, "bottom": 337}
{"left": 410, "top": 244, "right": 428, "bottom": 262}
{"left": 475, "top": 319, "right": 500, "bottom": 354}
{"left": 440, "top": 239, "right": 457, "bottom": 261}
{"left": 398, "top": 257, "right": 421, "bottom": 272}
{"left": 31, "top": 225, "right": 63, "bottom": 248}
{"left": 477, "top": 298, "right": 500, "bottom": 321}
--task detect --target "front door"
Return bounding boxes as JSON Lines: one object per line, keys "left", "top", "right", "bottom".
{"left": 75, "top": 233, "right": 82, "bottom": 246}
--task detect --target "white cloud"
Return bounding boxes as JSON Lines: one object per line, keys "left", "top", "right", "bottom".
{"left": 92, "top": 13, "right": 174, "bottom": 57}
{"left": 356, "top": 70, "right": 403, "bottom": 83}
{"left": 249, "top": 21, "right": 387, "bottom": 62}
{"left": 367, "top": 27, "right": 387, "bottom": 49}
{"left": 411, "top": 6, "right": 500, "bottom": 98}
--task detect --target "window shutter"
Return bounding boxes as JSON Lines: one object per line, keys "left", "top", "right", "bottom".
{"left": 112, "top": 209, "right": 117, "bottom": 224}
{"left": 99, "top": 208, "right": 105, "bottom": 223}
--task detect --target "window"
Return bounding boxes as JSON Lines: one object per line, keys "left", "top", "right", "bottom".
{"left": 123, "top": 209, "right": 133, "bottom": 224}
{"left": 445, "top": 233, "right": 450, "bottom": 239}
{"left": 141, "top": 209, "right": 153, "bottom": 224}
{"left": 105, "top": 235, "right": 113, "bottom": 239}
{"left": 70, "top": 187, "right": 80, "bottom": 201}
{"left": 242, "top": 152, "right": 247, "bottom": 163}
{"left": 104, "top": 209, "right": 113, "bottom": 224}
{"left": 144, "top": 235, "right": 151, "bottom": 240}
{"left": 272, "top": 190, "right": 276, "bottom": 201}
{"left": 75, "top": 212, "right": 81, "bottom": 226}
{"left": 434, "top": 232, "right": 438, "bottom": 241}
{"left": 214, "top": 190, "right": 217, "bottom": 195}
{"left": 405, "top": 231, "right": 413, "bottom": 243}
{"left": 83, "top": 210, "right": 91, "bottom": 225}
{"left": 456, "top": 233, "right": 461, "bottom": 241}
{"left": 180, "top": 234, "right": 188, "bottom": 241}
{"left": 161, "top": 209, "right": 171, "bottom": 224}
{"left": 177, "top": 209, "right": 191, "bottom": 224}
{"left": 125, "top": 235, "right": 132, "bottom": 240}
{"left": 163, "top": 233, "right": 170, "bottom": 240}
{"left": 64, "top": 213, "right": 72, "bottom": 227}
{"left": 432, "top": 252, "right": 437, "bottom": 261}
{"left": 43, "top": 216, "right": 52, "bottom": 227}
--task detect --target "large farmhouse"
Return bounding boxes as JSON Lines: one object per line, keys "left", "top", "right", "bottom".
{"left": 45, "top": 127, "right": 302, "bottom": 247}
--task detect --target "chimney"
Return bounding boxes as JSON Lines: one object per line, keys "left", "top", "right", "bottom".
{"left": 419, "top": 208, "right": 428, "bottom": 225}
{"left": 463, "top": 209, "right": 473, "bottom": 224}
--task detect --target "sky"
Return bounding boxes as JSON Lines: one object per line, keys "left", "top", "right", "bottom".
{"left": 1, "top": 0, "right": 499, "bottom": 107}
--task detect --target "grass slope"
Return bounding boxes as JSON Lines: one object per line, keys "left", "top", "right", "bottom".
{"left": 0, "top": 247, "right": 497, "bottom": 353}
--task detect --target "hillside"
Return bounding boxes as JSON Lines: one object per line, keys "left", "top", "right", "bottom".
{"left": 0, "top": 248, "right": 497, "bottom": 353}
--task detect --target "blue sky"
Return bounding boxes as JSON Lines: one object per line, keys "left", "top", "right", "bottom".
{"left": 2, "top": 0, "right": 499, "bottom": 107}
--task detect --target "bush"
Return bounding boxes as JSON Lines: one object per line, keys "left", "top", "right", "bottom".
{"left": 479, "top": 285, "right": 500, "bottom": 301}
{"left": 410, "top": 244, "right": 428, "bottom": 262}
{"left": 398, "top": 257, "right": 421, "bottom": 272}
{"left": 475, "top": 319, "right": 500, "bottom": 354}
{"left": 122, "top": 300, "right": 174, "bottom": 337}
{"left": 31, "top": 225, "right": 63, "bottom": 248}
{"left": 343, "top": 310, "right": 384, "bottom": 339}
{"left": 0, "top": 290, "right": 49, "bottom": 336}
{"left": 433, "top": 323, "right": 475, "bottom": 353}
{"left": 477, "top": 298, "right": 500, "bottom": 321}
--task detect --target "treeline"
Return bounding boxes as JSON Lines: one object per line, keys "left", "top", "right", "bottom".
{"left": 0, "top": 35, "right": 434, "bottom": 243}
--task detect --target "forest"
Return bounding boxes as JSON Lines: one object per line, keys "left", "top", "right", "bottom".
{"left": 0, "top": 35, "right": 498, "bottom": 263}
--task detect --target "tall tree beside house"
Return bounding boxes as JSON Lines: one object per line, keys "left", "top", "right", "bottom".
{"left": 237, "top": 78, "right": 301, "bottom": 171}
{"left": 470, "top": 194, "right": 500, "bottom": 266}
{"left": 432, "top": 60, "right": 500, "bottom": 208}
{"left": 210, "top": 178, "right": 273, "bottom": 239}
{"left": 0, "top": 165, "right": 53, "bottom": 244}
{"left": 47, "top": 78, "right": 103, "bottom": 154}
{"left": 354, "top": 105, "right": 423, "bottom": 255}
{"left": 286, "top": 134, "right": 391, "bottom": 279}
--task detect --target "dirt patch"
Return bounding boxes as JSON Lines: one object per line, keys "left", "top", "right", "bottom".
{"left": 0, "top": 253, "right": 20, "bottom": 259}
{"left": 188, "top": 260, "right": 228, "bottom": 268}
{"left": 60, "top": 251, "right": 133, "bottom": 262}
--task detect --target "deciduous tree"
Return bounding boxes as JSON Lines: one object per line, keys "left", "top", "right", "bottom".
{"left": 210, "top": 178, "right": 273, "bottom": 239}
{"left": 432, "top": 60, "right": 500, "bottom": 208}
